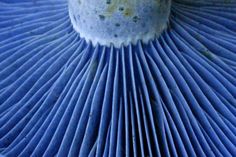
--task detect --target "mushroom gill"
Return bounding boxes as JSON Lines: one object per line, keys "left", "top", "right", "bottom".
{"left": 0, "top": 0, "right": 236, "bottom": 157}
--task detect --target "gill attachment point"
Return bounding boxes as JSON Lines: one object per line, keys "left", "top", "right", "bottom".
{"left": 68, "top": 0, "right": 171, "bottom": 47}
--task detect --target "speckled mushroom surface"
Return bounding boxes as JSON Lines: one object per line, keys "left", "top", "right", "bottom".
{"left": 69, "top": 0, "right": 171, "bottom": 47}
{"left": 0, "top": 0, "right": 236, "bottom": 157}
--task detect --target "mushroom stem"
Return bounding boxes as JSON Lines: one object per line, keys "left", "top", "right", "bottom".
{"left": 68, "top": 0, "right": 171, "bottom": 47}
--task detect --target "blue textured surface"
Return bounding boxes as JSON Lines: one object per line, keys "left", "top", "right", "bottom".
{"left": 68, "top": 0, "right": 171, "bottom": 47}
{"left": 0, "top": 0, "right": 236, "bottom": 157}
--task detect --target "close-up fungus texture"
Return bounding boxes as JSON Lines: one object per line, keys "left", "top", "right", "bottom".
{"left": 0, "top": 0, "right": 236, "bottom": 156}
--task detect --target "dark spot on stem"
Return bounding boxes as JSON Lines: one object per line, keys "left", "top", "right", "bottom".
{"left": 99, "top": 15, "right": 106, "bottom": 21}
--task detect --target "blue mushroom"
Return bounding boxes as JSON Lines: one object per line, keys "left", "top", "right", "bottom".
{"left": 0, "top": 0, "right": 236, "bottom": 157}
